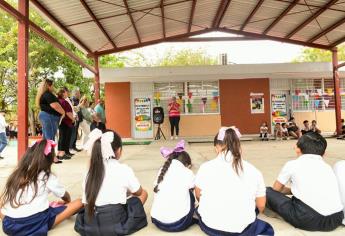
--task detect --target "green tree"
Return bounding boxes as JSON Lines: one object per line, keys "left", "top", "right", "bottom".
{"left": 158, "top": 48, "right": 218, "bottom": 66}
{"left": 293, "top": 45, "right": 345, "bottom": 62}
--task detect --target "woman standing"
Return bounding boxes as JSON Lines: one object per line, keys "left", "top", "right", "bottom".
{"left": 79, "top": 96, "right": 92, "bottom": 145}
{"left": 57, "top": 88, "right": 75, "bottom": 160}
{"left": 35, "top": 79, "right": 65, "bottom": 141}
{"left": 168, "top": 97, "right": 181, "bottom": 140}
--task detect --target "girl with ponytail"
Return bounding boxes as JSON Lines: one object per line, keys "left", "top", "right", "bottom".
{"left": 74, "top": 128, "right": 148, "bottom": 236}
{"left": 194, "top": 127, "right": 274, "bottom": 236}
{"left": 151, "top": 140, "right": 196, "bottom": 232}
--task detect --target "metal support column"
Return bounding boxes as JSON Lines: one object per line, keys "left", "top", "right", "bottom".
{"left": 94, "top": 56, "right": 100, "bottom": 103}
{"left": 332, "top": 48, "right": 342, "bottom": 135}
{"left": 17, "top": 0, "right": 29, "bottom": 159}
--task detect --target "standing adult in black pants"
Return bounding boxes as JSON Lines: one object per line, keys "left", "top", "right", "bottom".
{"left": 168, "top": 96, "right": 181, "bottom": 140}
{"left": 57, "top": 88, "right": 75, "bottom": 160}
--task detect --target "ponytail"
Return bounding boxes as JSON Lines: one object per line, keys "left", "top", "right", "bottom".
{"left": 214, "top": 128, "right": 243, "bottom": 175}
{"left": 85, "top": 139, "right": 104, "bottom": 217}
{"left": 154, "top": 151, "right": 191, "bottom": 193}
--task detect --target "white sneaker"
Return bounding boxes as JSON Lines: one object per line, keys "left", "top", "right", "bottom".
{"left": 69, "top": 149, "right": 77, "bottom": 154}
{"left": 170, "top": 136, "right": 174, "bottom": 140}
{"left": 175, "top": 136, "right": 178, "bottom": 140}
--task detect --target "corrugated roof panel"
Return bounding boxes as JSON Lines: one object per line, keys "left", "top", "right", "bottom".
{"left": 84, "top": 0, "right": 127, "bottom": 20}
{"left": 127, "top": 0, "right": 160, "bottom": 10}
{"left": 193, "top": 0, "right": 221, "bottom": 29}
{"left": 314, "top": 36, "right": 332, "bottom": 46}
{"left": 68, "top": 22, "right": 109, "bottom": 52}
{"left": 37, "top": 0, "right": 91, "bottom": 26}
{"left": 330, "top": 1, "right": 345, "bottom": 11}
{"left": 132, "top": 8, "right": 164, "bottom": 42}
{"left": 164, "top": 1, "right": 191, "bottom": 36}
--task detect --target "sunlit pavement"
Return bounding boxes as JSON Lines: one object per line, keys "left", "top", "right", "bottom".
{"left": 1, "top": 138, "right": 345, "bottom": 236}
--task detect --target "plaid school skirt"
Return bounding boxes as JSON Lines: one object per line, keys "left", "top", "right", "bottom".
{"left": 74, "top": 197, "right": 147, "bottom": 236}
{"left": 2, "top": 206, "right": 66, "bottom": 236}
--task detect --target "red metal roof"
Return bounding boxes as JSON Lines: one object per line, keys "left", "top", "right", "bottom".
{"left": 30, "top": 0, "right": 345, "bottom": 56}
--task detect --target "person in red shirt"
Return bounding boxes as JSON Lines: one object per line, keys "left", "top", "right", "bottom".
{"left": 168, "top": 97, "right": 181, "bottom": 140}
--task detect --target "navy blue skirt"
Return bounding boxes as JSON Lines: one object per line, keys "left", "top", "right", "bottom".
{"left": 2, "top": 206, "right": 66, "bottom": 236}
{"left": 151, "top": 190, "right": 197, "bottom": 232}
{"left": 196, "top": 209, "right": 274, "bottom": 236}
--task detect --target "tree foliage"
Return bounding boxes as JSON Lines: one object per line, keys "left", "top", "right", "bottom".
{"left": 158, "top": 48, "right": 217, "bottom": 66}
{"left": 293, "top": 45, "right": 345, "bottom": 62}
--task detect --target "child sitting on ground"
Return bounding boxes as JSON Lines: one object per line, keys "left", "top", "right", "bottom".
{"left": 310, "top": 120, "right": 321, "bottom": 134}
{"left": 75, "top": 128, "right": 148, "bottom": 235}
{"left": 274, "top": 123, "right": 282, "bottom": 140}
{"left": 195, "top": 127, "right": 274, "bottom": 236}
{"left": 0, "top": 140, "right": 83, "bottom": 235}
{"left": 301, "top": 120, "right": 311, "bottom": 135}
{"left": 281, "top": 123, "right": 289, "bottom": 139}
{"left": 287, "top": 117, "right": 301, "bottom": 138}
{"left": 151, "top": 140, "right": 196, "bottom": 232}
{"left": 334, "top": 161, "right": 345, "bottom": 226}
{"left": 260, "top": 122, "right": 269, "bottom": 141}
{"left": 266, "top": 132, "right": 344, "bottom": 231}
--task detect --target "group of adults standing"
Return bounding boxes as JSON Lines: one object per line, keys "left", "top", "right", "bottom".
{"left": 35, "top": 79, "right": 106, "bottom": 163}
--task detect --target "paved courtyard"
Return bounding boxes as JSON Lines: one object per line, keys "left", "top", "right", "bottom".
{"left": 0, "top": 139, "right": 345, "bottom": 236}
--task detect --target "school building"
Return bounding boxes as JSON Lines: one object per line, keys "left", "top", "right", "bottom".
{"left": 100, "top": 62, "right": 345, "bottom": 139}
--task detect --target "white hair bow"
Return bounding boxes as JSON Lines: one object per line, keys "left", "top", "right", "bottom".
{"left": 83, "top": 128, "right": 115, "bottom": 160}
{"left": 217, "top": 126, "right": 242, "bottom": 141}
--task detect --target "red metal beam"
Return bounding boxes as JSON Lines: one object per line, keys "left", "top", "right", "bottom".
{"left": 336, "top": 61, "right": 345, "bottom": 69}
{"left": 96, "top": 28, "right": 214, "bottom": 55}
{"left": 123, "top": 0, "right": 142, "bottom": 43}
{"left": 94, "top": 56, "right": 100, "bottom": 103}
{"left": 286, "top": 0, "right": 338, "bottom": 39}
{"left": 308, "top": 16, "right": 345, "bottom": 43}
{"left": 17, "top": 0, "right": 29, "bottom": 159}
{"left": 332, "top": 48, "right": 342, "bottom": 135}
{"left": 212, "top": 0, "right": 231, "bottom": 28}
{"left": 161, "top": 0, "right": 166, "bottom": 38}
{"left": 240, "top": 0, "right": 264, "bottom": 31}
{"left": 30, "top": 0, "right": 93, "bottom": 54}
{"left": 263, "top": 0, "right": 299, "bottom": 35}
{"left": 188, "top": 0, "right": 197, "bottom": 32}
{"left": 80, "top": 0, "right": 117, "bottom": 49}
{"left": 167, "top": 36, "right": 262, "bottom": 42}
{"left": 218, "top": 27, "right": 331, "bottom": 50}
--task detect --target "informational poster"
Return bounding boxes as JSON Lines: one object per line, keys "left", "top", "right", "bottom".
{"left": 134, "top": 98, "right": 152, "bottom": 131}
{"left": 271, "top": 94, "right": 287, "bottom": 124}
{"left": 250, "top": 93, "right": 265, "bottom": 114}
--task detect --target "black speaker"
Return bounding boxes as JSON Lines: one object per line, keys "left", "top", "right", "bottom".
{"left": 153, "top": 107, "right": 164, "bottom": 124}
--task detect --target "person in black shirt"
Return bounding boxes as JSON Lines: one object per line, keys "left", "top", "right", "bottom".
{"left": 35, "top": 79, "right": 65, "bottom": 163}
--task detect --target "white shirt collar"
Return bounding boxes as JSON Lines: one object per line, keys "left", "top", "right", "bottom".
{"left": 216, "top": 151, "right": 233, "bottom": 162}
{"left": 299, "top": 154, "right": 323, "bottom": 160}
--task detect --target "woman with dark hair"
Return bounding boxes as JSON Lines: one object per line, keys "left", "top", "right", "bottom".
{"left": 36, "top": 79, "right": 65, "bottom": 141}
{"left": 194, "top": 127, "right": 274, "bottom": 236}
{"left": 168, "top": 96, "right": 181, "bottom": 140}
{"left": 75, "top": 128, "right": 148, "bottom": 235}
{"left": 57, "top": 88, "right": 75, "bottom": 161}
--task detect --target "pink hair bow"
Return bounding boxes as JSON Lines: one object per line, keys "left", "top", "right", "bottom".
{"left": 217, "top": 126, "right": 242, "bottom": 141}
{"left": 34, "top": 139, "right": 57, "bottom": 156}
{"left": 160, "top": 140, "right": 185, "bottom": 159}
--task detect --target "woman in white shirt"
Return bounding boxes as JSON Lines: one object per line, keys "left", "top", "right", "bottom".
{"left": 195, "top": 127, "right": 274, "bottom": 236}
{"left": 74, "top": 128, "right": 148, "bottom": 235}
{"left": 0, "top": 139, "right": 83, "bottom": 235}
{"left": 151, "top": 140, "right": 196, "bottom": 232}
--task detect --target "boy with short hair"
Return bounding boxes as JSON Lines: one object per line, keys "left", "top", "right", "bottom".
{"left": 266, "top": 132, "right": 344, "bottom": 231}
{"left": 301, "top": 120, "right": 311, "bottom": 135}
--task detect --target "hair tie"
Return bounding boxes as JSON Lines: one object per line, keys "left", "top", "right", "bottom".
{"left": 217, "top": 126, "right": 242, "bottom": 141}
{"left": 84, "top": 128, "right": 115, "bottom": 160}
{"left": 34, "top": 139, "right": 57, "bottom": 156}
{"left": 160, "top": 140, "right": 185, "bottom": 159}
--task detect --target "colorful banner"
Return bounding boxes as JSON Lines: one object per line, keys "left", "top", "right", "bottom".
{"left": 250, "top": 93, "right": 264, "bottom": 114}
{"left": 271, "top": 94, "right": 287, "bottom": 124}
{"left": 134, "top": 98, "right": 152, "bottom": 132}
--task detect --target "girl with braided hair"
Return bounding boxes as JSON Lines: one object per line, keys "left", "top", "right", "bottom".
{"left": 195, "top": 127, "right": 274, "bottom": 236}
{"left": 151, "top": 140, "right": 196, "bottom": 232}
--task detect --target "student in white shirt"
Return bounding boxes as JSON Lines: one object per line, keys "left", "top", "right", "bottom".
{"left": 0, "top": 139, "right": 83, "bottom": 235}
{"left": 259, "top": 122, "right": 269, "bottom": 141}
{"left": 151, "top": 140, "right": 196, "bottom": 232}
{"left": 266, "top": 132, "right": 344, "bottom": 231}
{"left": 195, "top": 127, "right": 274, "bottom": 236}
{"left": 75, "top": 128, "right": 148, "bottom": 236}
{"left": 0, "top": 110, "right": 8, "bottom": 159}
{"left": 334, "top": 160, "right": 345, "bottom": 226}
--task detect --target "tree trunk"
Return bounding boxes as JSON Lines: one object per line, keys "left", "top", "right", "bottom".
{"left": 29, "top": 108, "right": 36, "bottom": 136}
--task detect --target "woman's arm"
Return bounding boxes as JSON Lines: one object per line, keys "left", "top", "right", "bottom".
{"left": 255, "top": 196, "right": 266, "bottom": 213}
{"left": 66, "top": 112, "right": 75, "bottom": 122}
{"left": 273, "top": 180, "right": 291, "bottom": 195}
{"left": 50, "top": 102, "right": 65, "bottom": 116}
{"left": 195, "top": 186, "right": 201, "bottom": 202}
{"left": 132, "top": 186, "right": 148, "bottom": 205}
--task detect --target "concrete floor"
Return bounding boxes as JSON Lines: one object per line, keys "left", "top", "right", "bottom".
{"left": 1, "top": 139, "right": 345, "bottom": 236}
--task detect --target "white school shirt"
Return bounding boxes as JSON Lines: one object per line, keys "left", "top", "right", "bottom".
{"left": 1, "top": 172, "right": 66, "bottom": 218}
{"left": 195, "top": 152, "right": 266, "bottom": 233}
{"left": 334, "top": 160, "right": 345, "bottom": 225}
{"left": 150, "top": 160, "right": 195, "bottom": 223}
{"left": 0, "top": 113, "right": 7, "bottom": 133}
{"left": 82, "top": 159, "right": 141, "bottom": 206}
{"left": 277, "top": 154, "right": 343, "bottom": 216}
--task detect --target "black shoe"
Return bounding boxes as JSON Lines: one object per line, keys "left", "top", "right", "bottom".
{"left": 62, "top": 154, "right": 72, "bottom": 160}
{"left": 0, "top": 156, "right": 4, "bottom": 160}
{"left": 72, "top": 148, "right": 82, "bottom": 152}
{"left": 54, "top": 160, "right": 63, "bottom": 164}
{"left": 66, "top": 152, "right": 75, "bottom": 156}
